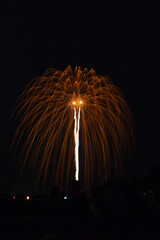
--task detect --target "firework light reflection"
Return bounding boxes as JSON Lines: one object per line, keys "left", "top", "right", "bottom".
{"left": 12, "top": 66, "right": 134, "bottom": 191}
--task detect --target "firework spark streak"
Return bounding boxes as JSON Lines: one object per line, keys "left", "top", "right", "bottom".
{"left": 12, "top": 66, "right": 134, "bottom": 190}
{"left": 74, "top": 106, "right": 81, "bottom": 180}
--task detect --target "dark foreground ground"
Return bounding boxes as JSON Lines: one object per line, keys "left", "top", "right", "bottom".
{"left": 0, "top": 175, "right": 160, "bottom": 240}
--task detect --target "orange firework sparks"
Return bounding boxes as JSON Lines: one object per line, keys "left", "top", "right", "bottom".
{"left": 12, "top": 66, "right": 134, "bottom": 191}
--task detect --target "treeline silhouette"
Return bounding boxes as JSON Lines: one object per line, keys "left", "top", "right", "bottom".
{"left": 0, "top": 166, "right": 160, "bottom": 240}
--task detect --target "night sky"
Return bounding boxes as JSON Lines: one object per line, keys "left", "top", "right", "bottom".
{"left": 1, "top": 0, "right": 160, "bottom": 194}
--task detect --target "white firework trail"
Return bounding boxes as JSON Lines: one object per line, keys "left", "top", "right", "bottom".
{"left": 74, "top": 107, "right": 81, "bottom": 180}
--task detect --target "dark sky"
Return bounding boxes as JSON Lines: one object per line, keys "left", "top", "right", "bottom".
{"left": 1, "top": 0, "right": 160, "bottom": 194}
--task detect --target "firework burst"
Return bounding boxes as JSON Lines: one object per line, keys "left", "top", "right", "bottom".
{"left": 12, "top": 66, "right": 134, "bottom": 190}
